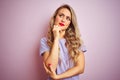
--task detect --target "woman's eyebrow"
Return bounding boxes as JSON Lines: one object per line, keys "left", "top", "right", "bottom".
{"left": 59, "top": 13, "right": 71, "bottom": 17}
{"left": 59, "top": 13, "right": 64, "bottom": 15}
{"left": 66, "top": 15, "right": 71, "bottom": 18}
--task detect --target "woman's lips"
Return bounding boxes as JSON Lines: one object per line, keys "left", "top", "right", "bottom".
{"left": 59, "top": 23, "right": 65, "bottom": 26}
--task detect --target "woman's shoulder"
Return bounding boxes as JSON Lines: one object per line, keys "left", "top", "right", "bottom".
{"left": 40, "top": 37, "right": 48, "bottom": 44}
{"left": 40, "top": 37, "right": 47, "bottom": 41}
{"left": 79, "top": 44, "right": 87, "bottom": 52}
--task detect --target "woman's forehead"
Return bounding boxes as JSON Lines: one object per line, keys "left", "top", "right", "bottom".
{"left": 57, "top": 8, "right": 71, "bottom": 17}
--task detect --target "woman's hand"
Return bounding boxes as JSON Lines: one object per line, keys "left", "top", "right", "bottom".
{"left": 43, "top": 62, "right": 59, "bottom": 80}
{"left": 49, "top": 65, "right": 58, "bottom": 80}
{"left": 52, "top": 25, "right": 61, "bottom": 39}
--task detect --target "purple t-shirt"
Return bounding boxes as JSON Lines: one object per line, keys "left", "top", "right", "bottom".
{"left": 40, "top": 37, "right": 87, "bottom": 80}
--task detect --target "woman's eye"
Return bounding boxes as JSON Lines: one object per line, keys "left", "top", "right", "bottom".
{"left": 59, "top": 14, "right": 64, "bottom": 17}
{"left": 66, "top": 17, "right": 71, "bottom": 21}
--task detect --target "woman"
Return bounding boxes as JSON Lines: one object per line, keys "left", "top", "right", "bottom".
{"left": 40, "top": 4, "right": 87, "bottom": 80}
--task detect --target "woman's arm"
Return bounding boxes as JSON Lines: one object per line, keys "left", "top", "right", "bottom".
{"left": 57, "top": 51, "right": 85, "bottom": 79}
{"left": 48, "top": 51, "right": 85, "bottom": 80}
{"left": 43, "top": 38, "right": 59, "bottom": 71}
{"left": 43, "top": 25, "right": 61, "bottom": 72}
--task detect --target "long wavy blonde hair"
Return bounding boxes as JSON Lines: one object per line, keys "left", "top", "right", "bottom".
{"left": 47, "top": 4, "right": 83, "bottom": 63}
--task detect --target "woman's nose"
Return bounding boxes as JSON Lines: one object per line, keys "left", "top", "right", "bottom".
{"left": 61, "top": 17, "right": 66, "bottom": 22}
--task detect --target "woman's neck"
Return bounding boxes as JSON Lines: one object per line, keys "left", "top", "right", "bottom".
{"left": 59, "top": 30, "right": 66, "bottom": 39}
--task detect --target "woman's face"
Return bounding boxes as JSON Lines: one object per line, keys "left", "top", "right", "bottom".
{"left": 54, "top": 8, "right": 71, "bottom": 30}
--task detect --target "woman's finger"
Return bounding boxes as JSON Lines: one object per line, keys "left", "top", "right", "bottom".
{"left": 49, "top": 65, "right": 56, "bottom": 75}
{"left": 43, "top": 62, "right": 51, "bottom": 74}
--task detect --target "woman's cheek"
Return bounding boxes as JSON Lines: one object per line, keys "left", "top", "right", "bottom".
{"left": 66, "top": 22, "right": 70, "bottom": 27}
{"left": 55, "top": 17, "right": 60, "bottom": 24}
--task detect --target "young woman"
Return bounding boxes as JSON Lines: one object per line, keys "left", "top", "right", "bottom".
{"left": 40, "top": 4, "right": 87, "bottom": 80}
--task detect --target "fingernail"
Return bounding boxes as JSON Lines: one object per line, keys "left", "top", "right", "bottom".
{"left": 48, "top": 64, "right": 51, "bottom": 66}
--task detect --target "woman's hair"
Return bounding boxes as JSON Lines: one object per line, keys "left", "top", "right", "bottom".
{"left": 47, "top": 4, "right": 83, "bottom": 63}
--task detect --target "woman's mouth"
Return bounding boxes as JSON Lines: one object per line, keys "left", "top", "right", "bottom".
{"left": 59, "top": 23, "right": 65, "bottom": 26}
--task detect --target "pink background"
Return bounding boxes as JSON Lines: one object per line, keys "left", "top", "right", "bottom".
{"left": 0, "top": 0, "right": 120, "bottom": 80}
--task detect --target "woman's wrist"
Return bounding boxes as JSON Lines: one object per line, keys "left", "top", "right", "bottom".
{"left": 53, "top": 74, "right": 60, "bottom": 80}
{"left": 54, "top": 37, "right": 59, "bottom": 41}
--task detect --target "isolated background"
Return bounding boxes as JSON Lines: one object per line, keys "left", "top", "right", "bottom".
{"left": 0, "top": 0, "right": 120, "bottom": 80}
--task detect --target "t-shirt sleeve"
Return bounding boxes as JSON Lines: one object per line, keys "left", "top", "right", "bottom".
{"left": 79, "top": 44, "right": 87, "bottom": 52}
{"left": 39, "top": 37, "right": 50, "bottom": 56}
